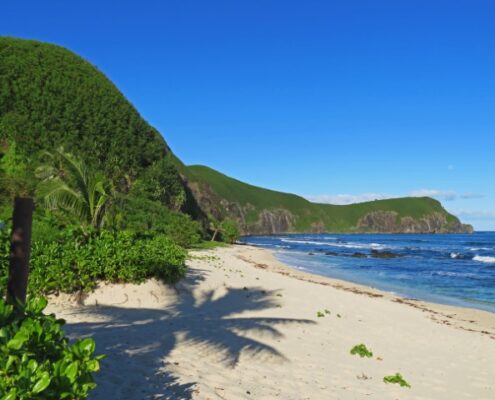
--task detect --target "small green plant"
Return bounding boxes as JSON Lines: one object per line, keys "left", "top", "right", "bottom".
{"left": 324, "top": 309, "right": 331, "bottom": 315}
{"left": 0, "top": 297, "right": 104, "bottom": 399}
{"left": 383, "top": 373, "right": 411, "bottom": 388}
{"left": 350, "top": 344, "right": 373, "bottom": 358}
{"left": 317, "top": 311, "right": 325, "bottom": 318}
{"left": 337, "top": 313, "right": 342, "bottom": 318}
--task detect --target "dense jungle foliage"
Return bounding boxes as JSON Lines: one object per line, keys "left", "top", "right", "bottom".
{"left": 0, "top": 37, "right": 206, "bottom": 245}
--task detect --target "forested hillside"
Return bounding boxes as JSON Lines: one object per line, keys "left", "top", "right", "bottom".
{"left": 0, "top": 36, "right": 204, "bottom": 241}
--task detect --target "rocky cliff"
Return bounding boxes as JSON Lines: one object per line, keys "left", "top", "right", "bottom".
{"left": 357, "top": 211, "right": 473, "bottom": 234}
{"left": 184, "top": 165, "right": 474, "bottom": 235}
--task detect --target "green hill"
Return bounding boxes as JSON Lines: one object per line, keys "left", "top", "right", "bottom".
{"left": 0, "top": 37, "right": 471, "bottom": 237}
{"left": 0, "top": 37, "right": 203, "bottom": 227}
{"left": 185, "top": 165, "right": 472, "bottom": 234}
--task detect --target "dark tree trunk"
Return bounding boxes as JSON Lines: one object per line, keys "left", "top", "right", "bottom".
{"left": 6, "top": 197, "right": 34, "bottom": 305}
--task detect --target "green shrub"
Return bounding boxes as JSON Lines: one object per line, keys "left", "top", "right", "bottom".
{"left": 350, "top": 344, "right": 373, "bottom": 358}
{"left": 0, "top": 297, "right": 103, "bottom": 399}
{"left": 0, "top": 228, "right": 187, "bottom": 295}
{"left": 116, "top": 195, "right": 203, "bottom": 247}
{"left": 220, "top": 219, "right": 240, "bottom": 244}
{"left": 383, "top": 373, "right": 411, "bottom": 388}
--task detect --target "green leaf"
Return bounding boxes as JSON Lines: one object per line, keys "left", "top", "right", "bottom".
{"left": 86, "top": 359, "right": 100, "bottom": 372}
{"left": 5, "top": 355, "right": 17, "bottom": 371}
{"left": 78, "top": 338, "right": 96, "bottom": 355}
{"left": 27, "top": 359, "right": 38, "bottom": 374}
{"left": 6, "top": 338, "right": 25, "bottom": 351}
{"left": 27, "top": 297, "right": 48, "bottom": 314}
{"left": 65, "top": 361, "right": 79, "bottom": 383}
{"left": 32, "top": 372, "right": 51, "bottom": 394}
{"left": 1, "top": 388, "right": 17, "bottom": 400}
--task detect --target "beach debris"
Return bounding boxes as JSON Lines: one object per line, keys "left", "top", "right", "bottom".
{"left": 350, "top": 344, "right": 373, "bottom": 358}
{"left": 383, "top": 373, "right": 411, "bottom": 388}
{"left": 357, "top": 373, "right": 372, "bottom": 380}
{"left": 317, "top": 311, "right": 325, "bottom": 318}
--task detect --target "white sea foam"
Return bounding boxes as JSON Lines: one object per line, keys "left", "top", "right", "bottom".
{"left": 473, "top": 255, "right": 495, "bottom": 264}
{"left": 469, "top": 247, "right": 492, "bottom": 251}
{"left": 450, "top": 252, "right": 460, "bottom": 259}
{"left": 281, "top": 238, "right": 387, "bottom": 250}
{"left": 433, "top": 271, "right": 478, "bottom": 278}
{"left": 281, "top": 239, "right": 329, "bottom": 246}
{"left": 327, "top": 242, "right": 387, "bottom": 250}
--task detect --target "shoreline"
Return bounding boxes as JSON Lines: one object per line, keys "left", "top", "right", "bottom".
{"left": 234, "top": 245, "right": 495, "bottom": 339}
{"left": 47, "top": 243, "right": 495, "bottom": 399}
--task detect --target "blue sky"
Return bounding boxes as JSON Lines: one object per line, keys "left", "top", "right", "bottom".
{"left": 2, "top": 1, "right": 494, "bottom": 229}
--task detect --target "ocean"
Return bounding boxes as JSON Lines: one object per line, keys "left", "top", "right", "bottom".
{"left": 241, "top": 232, "right": 495, "bottom": 313}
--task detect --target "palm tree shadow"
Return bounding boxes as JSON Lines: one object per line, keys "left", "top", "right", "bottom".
{"left": 63, "top": 268, "right": 314, "bottom": 400}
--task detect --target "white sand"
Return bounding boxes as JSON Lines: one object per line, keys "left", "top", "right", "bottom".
{"left": 47, "top": 244, "right": 495, "bottom": 400}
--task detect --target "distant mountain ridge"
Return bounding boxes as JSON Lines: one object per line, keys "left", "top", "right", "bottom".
{"left": 0, "top": 37, "right": 473, "bottom": 236}
{"left": 184, "top": 165, "right": 473, "bottom": 235}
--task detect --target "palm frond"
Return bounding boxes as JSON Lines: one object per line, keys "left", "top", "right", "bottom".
{"left": 36, "top": 147, "right": 113, "bottom": 228}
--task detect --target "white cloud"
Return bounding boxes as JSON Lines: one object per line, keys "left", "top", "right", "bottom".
{"left": 460, "top": 193, "right": 485, "bottom": 200}
{"left": 409, "top": 189, "right": 457, "bottom": 201}
{"left": 306, "top": 189, "right": 485, "bottom": 205}
{"left": 450, "top": 209, "right": 495, "bottom": 220}
{"left": 306, "top": 193, "right": 392, "bottom": 205}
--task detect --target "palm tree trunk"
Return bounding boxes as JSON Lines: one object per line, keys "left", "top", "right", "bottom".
{"left": 211, "top": 228, "right": 219, "bottom": 242}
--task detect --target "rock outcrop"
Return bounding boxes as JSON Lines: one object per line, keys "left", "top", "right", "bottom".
{"left": 357, "top": 211, "right": 473, "bottom": 234}
{"left": 184, "top": 166, "right": 474, "bottom": 235}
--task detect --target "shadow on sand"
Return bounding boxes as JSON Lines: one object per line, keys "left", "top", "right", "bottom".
{"left": 63, "top": 269, "right": 314, "bottom": 399}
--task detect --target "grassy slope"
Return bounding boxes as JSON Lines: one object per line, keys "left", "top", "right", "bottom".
{"left": 186, "top": 165, "right": 459, "bottom": 232}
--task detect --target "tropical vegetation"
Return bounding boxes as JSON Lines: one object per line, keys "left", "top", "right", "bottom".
{"left": 0, "top": 297, "right": 103, "bottom": 399}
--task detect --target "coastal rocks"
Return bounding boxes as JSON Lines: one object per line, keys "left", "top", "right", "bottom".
{"left": 371, "top": 250, "right": 400, "bottom": 259}
{"left": 310, "top": 221, "right": 326, "bottom": 233}
{"left": 358, "top": 211, "right": 399, "bottom": 232}
{"left": 357, "top": 211, "right": 473, "bottom": 234}
{"left": 327, "top": 250, "right": 401, "bottom": 259}
{"left": 254, "top": 209, "right": 295, "bottom": 235}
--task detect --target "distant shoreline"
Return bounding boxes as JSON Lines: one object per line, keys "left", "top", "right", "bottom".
{"left": 241, "top": 232, "right": 495, "bottom": 314}
{"left": 235, "top": 244, "right": 495, "bottom": 334}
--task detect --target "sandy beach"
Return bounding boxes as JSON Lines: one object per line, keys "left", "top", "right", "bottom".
{"left": 47, "top": 244, "right": 495, "bottom": 400}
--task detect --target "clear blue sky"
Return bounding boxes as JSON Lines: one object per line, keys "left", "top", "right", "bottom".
{"left": 2, "top": 1, "right": 494, "bottom": 230}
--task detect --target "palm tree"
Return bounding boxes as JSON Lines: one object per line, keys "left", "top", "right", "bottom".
{"left": 36, "top": 147, "right": 111, "bottom": 229}
{"left": 209, "top": 216, "right": 222, "bottom": 241}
